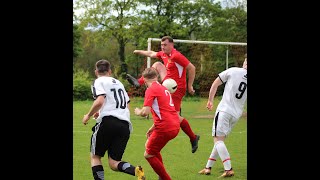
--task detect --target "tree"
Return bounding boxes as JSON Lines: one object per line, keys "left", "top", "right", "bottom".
{"left": 74, "top": 0, "right": 140, "bottom": 75}
{"left": 73, "top": 12, "right": 83, "bottom": 71}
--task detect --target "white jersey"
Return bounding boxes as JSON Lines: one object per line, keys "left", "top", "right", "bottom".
{"left": 91, "top": 76, "right": 132, "bottom": 132}
{"left": 217, "top": 67, "right": 247, "bottom": 119}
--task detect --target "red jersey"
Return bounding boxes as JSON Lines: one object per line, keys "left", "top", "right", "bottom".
{"left": 143, "top": 81, "right": 180, "bottom": 132}
{"left": 156, "top": 48, "right": 190, "bottom": 89}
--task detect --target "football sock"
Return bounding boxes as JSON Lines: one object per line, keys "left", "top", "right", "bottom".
{"left": 138, "top": 76, "right": 145, "bottom": 86}
{"left": 92, "top": 165, "right": 104, "bottom": 180}
{"left": 146, "top": 155, "right": 171, "bottom": 180}
{"left": 206, "top": 143, "right": 218, "bottom": 168}
{"left": 215, "top": 141, "right": 232, "bottom": 170}
{"left": 180, "top": 119, "right": 196, "bottom": 141}
{"left": 117, "top": 161, "right": 135, "bottom": 176}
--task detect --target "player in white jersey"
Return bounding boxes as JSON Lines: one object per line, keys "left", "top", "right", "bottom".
{"left": 82, "top": 59, "right": 145, "bottom": 180}
{"left": 198, "top": 54, "right": 247, "bottom": 178}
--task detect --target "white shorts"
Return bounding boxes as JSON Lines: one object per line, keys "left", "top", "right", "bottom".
{"left": 212, "top": 111, "right": 238, "bottom": 137}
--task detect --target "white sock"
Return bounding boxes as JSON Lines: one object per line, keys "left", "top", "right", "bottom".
{"left": 215, "top": 140, "right": 232, "bottom": 170}
{"left": 205, "top": 143, "right": 218, "bottom": 168}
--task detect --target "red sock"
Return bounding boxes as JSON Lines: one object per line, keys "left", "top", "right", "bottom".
{"left": 146, "top": 155, "right": 171, "bottom": 180}
{"left": 180, "top": 119, "right": 196, "bottom": 142}
{"left": 138, "top": 76, "right": 145, "bottom": 85}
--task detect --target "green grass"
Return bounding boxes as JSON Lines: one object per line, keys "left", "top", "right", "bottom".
{"left": 73, "top": 97, "right": 247, "bottom": 180}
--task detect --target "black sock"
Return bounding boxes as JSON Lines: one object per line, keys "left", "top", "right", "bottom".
{"left": 92, "top": 165, "right": 104, "bottom": 180}
{"left": 117, "top": 161, "right": 135, "bottom": 176}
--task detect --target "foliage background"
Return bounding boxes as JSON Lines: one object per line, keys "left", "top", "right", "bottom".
{"left": 73, "top": 0, "right": 247, "bottom": 100}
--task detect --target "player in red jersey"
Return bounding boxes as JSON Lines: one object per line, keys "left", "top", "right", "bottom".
{"left": 127, "top": 36, "right": 200, "bottom": 153}
{"left": 134, "top": 67, "right": 180, "bottom": 180}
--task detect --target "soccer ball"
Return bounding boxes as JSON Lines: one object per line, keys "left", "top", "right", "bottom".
{"left": 162, "top": 78, "right": 177, "bottom": 94}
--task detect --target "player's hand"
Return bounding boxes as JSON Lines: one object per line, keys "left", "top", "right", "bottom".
{"left": 93, "top": 112, "right": 99, "bottom": 119}
{"left": 146, "top": 128, "right": 154, "bottom": 138}
{"left": 146, "top": 131, "right": 151, "bottom": 138}
{"left": 82, "top": 114, "right": 90, "bottom": 125}
{"left": 134, "top": 107, "right": 141, "bottom": 116}
{"left": 188, "top": 86, "right": 195, "bottom": 95}
{"left": 206, "top": 101, "right": 213, "bottom": 111}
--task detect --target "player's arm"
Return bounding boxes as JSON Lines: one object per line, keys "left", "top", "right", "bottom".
{"left": 207, "top": 77, "right": 223, "bottom": 111}
{"left": 186, "top": 62, "right": 196, "bottom": 95}
{"left": 133, "top": 50, "right": 158, "bottom": 58}
{"left": 82, "top": 95, "right": 105, "bottom": 124}
{"left": 146, "top": 124, "right": 155, "bottom": 138}
{"left": 134, "top": 106, "right": 151, "bottom": 117}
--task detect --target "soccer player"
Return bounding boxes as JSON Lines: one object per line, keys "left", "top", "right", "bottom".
{"left": 127, "top": 35, "right": 200, "bottom": 153}
{"left": 82, "top": 59, "right": 145, "bottom": 180}
{"left": 198, "top": 55, "right": 247, "bottom": 177}
{"left": 134, "top": 67, "right": 180, "bottom": 180}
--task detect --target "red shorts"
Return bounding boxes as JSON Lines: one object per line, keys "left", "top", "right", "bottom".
{"left": 146, "top": 129, "right": 179, "bottom": 155}
{"left": 171, "top": 88, "right": 186, "bottom": 112}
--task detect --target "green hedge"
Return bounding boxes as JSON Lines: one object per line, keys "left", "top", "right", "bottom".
{"left": 73, "top": 69, "right": 93, "bottom": 101}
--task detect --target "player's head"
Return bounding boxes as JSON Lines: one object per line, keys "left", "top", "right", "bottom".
{"left": 95, "top": 59, "right": 112, "bottom": 76}
{"left": 243, "top": 53, "right": 247, "bottom": 69}
{"left": 161, "top": 36, "right": 174, "bottom": 55}
{"left": 142, "top": 67, "right": 159, "bottom": 87}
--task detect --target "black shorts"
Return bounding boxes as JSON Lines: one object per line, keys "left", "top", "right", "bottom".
{"left": 90, "top": 116, "right": 130, "bottom": 161}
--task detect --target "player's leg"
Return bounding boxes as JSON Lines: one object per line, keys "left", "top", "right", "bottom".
{"left": 91, "top": 154, "right": 104, "bottom": 180}
{"left": 152, "top": 61, "right": 167, "bottom": 82}
{"left": 213, "top": 111, "right": 235, "bottom": 177}
{"left": 173, "top": 89, "right": 200, "bottom": 153}
{"left": 179, "top": 114, "right": 200, "bottom": 153}
{"left": 108, "top": 157, "right": 145, "bottom": 180}
{"left": 215, "top": 138, "right": 234, "bottom": 177}
{"left": 198, "top": 157, "right": 215, "bottom": 175}
{"left": 90, "top": 122, "right": 106, "bottom": 180}
{"left": 198, "top": 140, "right": 218, "bottom": 175}
{"left": 107, "top": 117, "right": 145, "bottom": 179}
{"left": 144, "top": 132, "right": 171, "bottom": 180}
{"left": 126, "top": 61, "right": 167, "bottom": 87}
{"left": 199, "top": 111, "right": 222, "bottom": 175}
{"left": 144, "top": 130, "right": 178, "bottom": 180}
{"left": 145, "top": 152, "right": 171, "bottom": 180}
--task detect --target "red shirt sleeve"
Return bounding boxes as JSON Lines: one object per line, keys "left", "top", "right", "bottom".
{"left": 156, "top": 51, "right": 163, "bottom": 59}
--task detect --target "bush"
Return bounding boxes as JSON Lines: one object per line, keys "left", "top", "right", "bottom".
{"left": 73, "top": 69, "right": 93, "bottom": 101}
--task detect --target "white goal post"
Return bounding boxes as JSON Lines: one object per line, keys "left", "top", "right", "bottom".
{"left": 146, "top": 38, "right": 247, "bottom": 69}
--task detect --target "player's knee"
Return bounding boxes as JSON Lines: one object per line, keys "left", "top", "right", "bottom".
{"left": 214, "top": 140, "right": 225, "bottom": 146}
{"left": 152, "top": 62, "right": 166, "bottom": 78}
{"left": 108, "top": 158, "right": 119, "bottom": 171}
{"left": 152, "top": 61, "right": 164, "bottom": 69}
{"left": 178, "top": 115, "right": 184, "bottom": 122}
{"left": 91, "top": 154, "right": 102, "bottom": 165}
{"left": 144, "top": 151, "right": 154, "bottom": 158}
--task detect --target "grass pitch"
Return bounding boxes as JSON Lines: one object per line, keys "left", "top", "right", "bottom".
{"left": 73, "top": 97, "right": 247, "bottom": 179}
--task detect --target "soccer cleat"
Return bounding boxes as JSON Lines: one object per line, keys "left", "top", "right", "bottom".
{"left": 135, "top": 165, "right": 146, "bottom": 180}
{"left": 218, "top": 168, "right": 234, "bottom": 178}
{"left": 198, "top": 168, "right": 211, "bottom": 175}
{"left": 126, "top": 74, "right": 141, "bottom": 88}
{"left": 191, "top": 135, "right": 200, "bottom": 153}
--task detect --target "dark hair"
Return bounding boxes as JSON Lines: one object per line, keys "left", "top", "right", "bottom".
{"left": 161, "top": 36, "right": 174, "bottom": 43}
{"left": 95, "top": 59, "right": 111, "bottom": 73}
{"left": 142, "top": 67, "right": 158, "bottom": 80}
